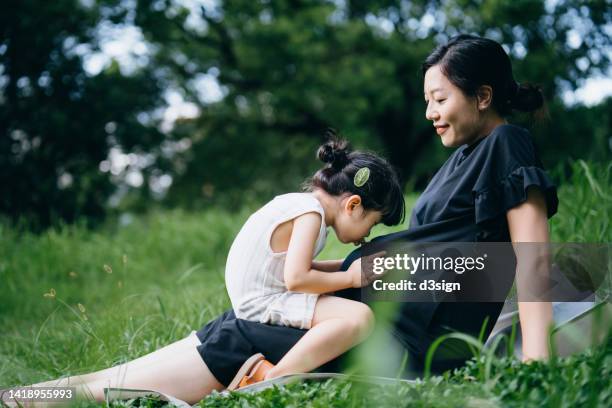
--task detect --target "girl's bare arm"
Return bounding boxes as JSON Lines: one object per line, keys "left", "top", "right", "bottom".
{"left": 283, "top": 212, "right": 359, "bottom": 293}
{"left": 311, "top": 259, "right": 344, "bottom": 272}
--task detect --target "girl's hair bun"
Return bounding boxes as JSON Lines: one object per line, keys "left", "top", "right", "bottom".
{"left": 511, "top": 83, "right": 544, "bottom": 112}
{"left": 317, "top": 129, "right": 350, "bottom": 170}
{"left": 305, "top": 128, "right": 406, "bottom": 226}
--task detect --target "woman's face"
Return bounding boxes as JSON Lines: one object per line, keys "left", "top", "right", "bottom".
{"left": 423, "top": 65, "right": 482, "bottom": 147}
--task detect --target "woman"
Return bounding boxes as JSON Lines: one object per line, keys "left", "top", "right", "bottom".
{"left": 30, "top": 34, "right": 558, "bottom": 404}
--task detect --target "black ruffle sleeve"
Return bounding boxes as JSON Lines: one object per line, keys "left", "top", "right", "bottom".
{"left": 472, "top": 125, "right": 559, "bottom": 225}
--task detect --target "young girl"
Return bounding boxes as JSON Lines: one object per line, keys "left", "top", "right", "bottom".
{"left": 224, "top": 135, "right": 405, "bottom": 389}
{"left": 23, "top": 134, "right": 404, "bottom": 404}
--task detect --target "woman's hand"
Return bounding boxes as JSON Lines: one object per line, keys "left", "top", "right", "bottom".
{"left": 519, "top": 302, "right": 553, "bottom": 362}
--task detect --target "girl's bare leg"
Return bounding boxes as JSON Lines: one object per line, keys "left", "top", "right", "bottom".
{"left": 30, "top": 331, "right": 223, "bottom": 404}
{"left": 264, "top": 296, "right": 374, "bottom": 379}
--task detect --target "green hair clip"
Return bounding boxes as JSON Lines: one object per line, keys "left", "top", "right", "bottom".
{"left": 353, "top": 167, "right": 370, "bottom": 187}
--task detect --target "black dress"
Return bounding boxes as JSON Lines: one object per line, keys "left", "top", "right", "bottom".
{"left": 195, "top": 124, "right": 559, "bottom": 385}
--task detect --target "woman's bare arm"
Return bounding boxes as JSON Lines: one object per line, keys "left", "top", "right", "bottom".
{"left": 506, "top": 186, "right": 553, "bottom": 361}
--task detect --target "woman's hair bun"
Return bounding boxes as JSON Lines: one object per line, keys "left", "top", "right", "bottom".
{"left": 317, "top": 129, "right": 350, "bottom": 170}
{"left": 511, "top": 83, "right": 544, "bottom": 112}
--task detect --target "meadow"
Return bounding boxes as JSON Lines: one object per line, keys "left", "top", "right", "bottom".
{"left": 0, "top": 160, "right": 610, "bottom": 407}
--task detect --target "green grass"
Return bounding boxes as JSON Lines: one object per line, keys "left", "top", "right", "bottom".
{"left": 0, "top": 161, "right": 610, "bottom": 407}
{"left": 194, "top": 338, "right": 611, "bottom": 408}
{"left": 549, "top": 160, "right": 612, "bottom": 243}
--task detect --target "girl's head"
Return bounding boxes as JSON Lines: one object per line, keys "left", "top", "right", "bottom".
{"left": 422, "top": 34, "right": 545, "bottom": 147}
{"left": 305, "top": 133, "right": 405, "bottom": 244}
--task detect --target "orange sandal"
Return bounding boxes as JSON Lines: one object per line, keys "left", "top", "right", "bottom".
{"left": 226, "top": 353, "right": 275, "bottom": 391}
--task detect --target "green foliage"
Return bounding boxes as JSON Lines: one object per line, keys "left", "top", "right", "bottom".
{"left": 529, "top": 98, "right": 612, "bottom": 168}
{"left": 148, "top": 0, "right": 611, "bottom": 203}
{"left": 450, "top": 336, "right": 612, "bottom": 408}
{"left": 194, "top": 337, "right": 611, "bottom": 407}
{"left": 38, "top": 342, "right": 612, "bottom": 407}
{"left": 0, "top": 206, "right": 251, "bottom": 385}
{"left": 1, "top": 1, "right": 610, "bottom": 225}
{"left": 0, "top": 0, "right": 165, "bottom": 228}
{"left": 550, "top": 160, "right": 612, "bottom": 242}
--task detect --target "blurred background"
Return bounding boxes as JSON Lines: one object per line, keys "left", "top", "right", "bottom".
{"left": 1, "top": 0, "right": 611, "bottom": 230}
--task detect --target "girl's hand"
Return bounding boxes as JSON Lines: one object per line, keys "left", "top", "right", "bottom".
{"left": 347, "top": 258, "right": 363, "bottom": 288}
{"left": 348, "top": 251, "right": 387, "bottom": 288}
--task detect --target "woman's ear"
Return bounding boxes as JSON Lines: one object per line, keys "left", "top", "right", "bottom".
{"left": 476, "top": 85, "right": 493, "bottom": 111}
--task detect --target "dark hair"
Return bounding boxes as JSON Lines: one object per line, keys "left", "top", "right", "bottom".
{"left": 422, "top": 34, "right": 544, "bottom": 116}
{"left": 304, "top": 130, "right": 405, "bottom": 226}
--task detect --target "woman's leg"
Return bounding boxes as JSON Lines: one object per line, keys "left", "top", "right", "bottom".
{"left": 264, "top": 296, "right": 374, "bottom": 379}
{"left": 30, "top": 332, "right": 223, "bottom": 404}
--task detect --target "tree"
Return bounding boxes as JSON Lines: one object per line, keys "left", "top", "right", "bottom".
{"left": 133, "top": 0, "right": 610, "bottom": 207}
{"left": 0, "top": 0, "right": 165, "bottom": 228}
{"left": 1, "top": 0, "right": 609, "bottom": 225}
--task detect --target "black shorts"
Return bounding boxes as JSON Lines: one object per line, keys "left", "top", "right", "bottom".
{"left": 196, "top": 309, "right": 308, "bottom": 386}
{"left": 196, "top": 232, "right": 499, "bottom": 386}
{"left": 194, "top": 307, "right": 471, "bottom": 386}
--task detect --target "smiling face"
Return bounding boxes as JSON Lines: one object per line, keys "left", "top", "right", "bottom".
{"left": 332, "top": 195, "right": 382, "bottom": 245}
{"left": 424, "top": 65, "right": 484, "bottom": 147}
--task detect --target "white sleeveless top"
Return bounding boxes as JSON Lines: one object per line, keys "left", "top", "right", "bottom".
{"left": 225, "top": 193, "right": 328, "bottom": 329}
